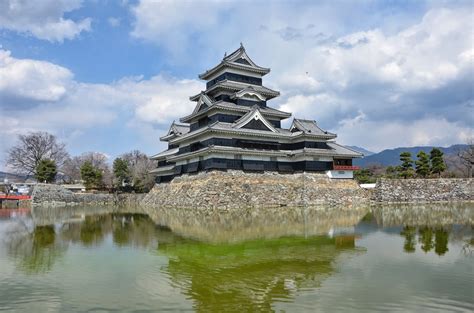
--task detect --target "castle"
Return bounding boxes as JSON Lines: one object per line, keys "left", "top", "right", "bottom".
{"left": 151, "top": 44, "right": 361, "bottom": 183}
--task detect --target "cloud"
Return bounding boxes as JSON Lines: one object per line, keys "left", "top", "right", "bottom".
{"left": 131, "top": 77, "right": 203, "bottom": 124}
{"left": 336, "top": 116, "right": 472, "bottom": 152}
{"left": 266, "top": 7, "right": 473, "bottom": 151}
{"left": 0, "top": 0, "right": 91, "bottom": 42}
{"left": 1, "top": 1, "right": 473, "bottom": 165}
{"left": 0, "top": 49, "right": 73, "bottom": 107}
{"left": 0, "top": 49, "right": 203, "bottom": 164}
{"left": 130, "top": 0, "right": 225, "bottom": 44}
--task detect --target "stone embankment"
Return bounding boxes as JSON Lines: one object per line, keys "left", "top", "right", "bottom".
{"left": 31, "top": 184, "right": 145, "bottom": 207}
{"left": 142, "top": 170, "right": 368, "bottom": 210}
{"left": 30, "top": 175, "right": 473, "bottom": 209}
{"left": 373, "top": 178, "right": 473, "bottom": 203}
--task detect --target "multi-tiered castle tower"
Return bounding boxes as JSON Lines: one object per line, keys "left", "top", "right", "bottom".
{"left": 151, "top": 44, "right": 361, "bottom": 183}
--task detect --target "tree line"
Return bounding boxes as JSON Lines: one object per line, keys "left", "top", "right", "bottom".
{"left": 398, "top": 148, "right": 446, "bottom": 178}
{"left": 5, "top": 131, "right": 155, "bottom": 193}
{"left": 355, "top": 147, "right": 452, "bottom": 183}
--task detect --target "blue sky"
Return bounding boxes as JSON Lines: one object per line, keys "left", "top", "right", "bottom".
{"left": 0, "top": 0, "right": 472, "bottom": 168}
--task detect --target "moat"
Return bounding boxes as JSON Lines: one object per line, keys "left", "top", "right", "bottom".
{"left": 0, "top": 204, "right": 473, "bottom": 312}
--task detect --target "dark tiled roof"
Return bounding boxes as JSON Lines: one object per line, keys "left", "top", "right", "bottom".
{"left": 180, "top": 101, "right": 291, "bottom": 123}
{"left": 173, "top": 123, "right": 190, "bottom": 135}
{"left": 326, "top": 142, "right": 363, "bottom": 157}
{"left": 292, "top": 119, "right": 336, "bottom": 137}
{"left": 199, "top": 44, "right": 270, "bottom": 80}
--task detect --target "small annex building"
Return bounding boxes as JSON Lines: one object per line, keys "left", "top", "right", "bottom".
{"left": 151, "top": 44, "right": 362, "bottom": 183}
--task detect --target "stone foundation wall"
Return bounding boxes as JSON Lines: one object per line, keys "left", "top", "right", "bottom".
{"left": 142, "top": 170, "right": 368, "bottom": 210}
{"left": 31, "top": 184, "right": 145, "bottom": 207}
{"left": 30, "top": 176, "right": 472, "bottom": 210}
{"left": 373, "top": 178, "right": 473, "bottom": 203}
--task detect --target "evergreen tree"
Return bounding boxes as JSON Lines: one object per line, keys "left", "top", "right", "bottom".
{"left": 418, "top": 227, "right": 434, "bottom": 253}
{"left": 399, "top": 152, "right": 414, "bottom": 179}
{"left": 434, "top": 228, "right": 449, "bottom": 256}
{"left": 353, "top": 169, "right": 376, "bottom": 184}
{"left": 80, "top": 161, "right": 103, "bottom": 190}
{"left": 113, "top": 158, "right": 130, "bottom": 189}
{"left": 400, "top": 226, "right": 416, "bottom": 253}
{"left": 430, "top": 148, "right": 446, "bottom": 177}
{"left": 385, "top": 166, "right": 398, "bottom": 178}
{"left": 415, "top": 151, "right": 430, "bottom": 178}
{"left": 35, "top": 159, "right": 57, "bottom": 183}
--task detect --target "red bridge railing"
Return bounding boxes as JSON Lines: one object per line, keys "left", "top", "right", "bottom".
{"left": 333, "top": 165, "right": 360, "bottom": 171}
{"left": 0, "top": 195, "right": 31, "bottom": 200}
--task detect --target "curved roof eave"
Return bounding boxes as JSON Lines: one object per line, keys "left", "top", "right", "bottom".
{"left": 199, "top": 61, "right": 271, "bottom": 80}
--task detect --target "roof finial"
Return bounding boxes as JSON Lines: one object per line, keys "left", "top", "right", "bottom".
{"left": 224, "top": 51, "right": 227, "bottom": 58}
{"left": 240, "top": 42, "right": 244, "bottom": 49}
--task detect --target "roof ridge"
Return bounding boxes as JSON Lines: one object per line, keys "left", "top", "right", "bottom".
{"left": 294, "top": 118, "right": 316, "bottom": 123}
{"left": 173, "top": 122, "right": 190, "bottom": 127}
{"left": 223, "top": 45, "right": 243, "bottom": 61}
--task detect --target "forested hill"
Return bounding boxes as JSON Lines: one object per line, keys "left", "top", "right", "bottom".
{"left": 354, "top": 144, "right": 467, "bottom": 167}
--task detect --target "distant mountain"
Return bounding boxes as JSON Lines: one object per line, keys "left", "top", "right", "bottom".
{"left": 0, "top": 171, "right": 29, "bottom": 183}
{"left": 354, "top": 144, "right": 467, "bottom": 167}
{"left": 347, "top": 146, "right": 375, "bottom": 156}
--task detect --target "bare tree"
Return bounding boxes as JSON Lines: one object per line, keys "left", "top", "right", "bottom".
{"left": 121, "top": 150, "right": 155, "bottom": 192}
{"left": 62, "top": 152, "right": 112, "bottom": 186}
{"left": 80, "top": 152, "right": 109, "bottom": 169}
{"left": 457, "top": 139, "right": 474, "bottom": 178}
{"left": 6, "top": 131, "right": 69, "bottom": 176}
{"left": 61, "top": 156, "right": 83, "bottom": 183}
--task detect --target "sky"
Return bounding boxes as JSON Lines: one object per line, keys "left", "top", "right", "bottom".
{"left": 0, "top": 0, "right": 472, "bottom": 168}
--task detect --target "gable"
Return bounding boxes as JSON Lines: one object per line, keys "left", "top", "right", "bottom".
{"left": 234, "top": 108, "right": 277, "bottom": 133}
{"left": 192, "top": 93, "right": 213, "bottom": 114}
{"left": 241, "top": 119, "right": 273, "bottom": 131}
{"left": 233, "top": 88, "right": 267, "bottom": 102}
{"left": 226, "top": 45, "right": 260, "bottom": 68}
{"left": 234, "top": 58, "right": 251, "bottom": 66}
{"left": 242, "top": 94, "right": 261, "bottom": 101}
{"left": 197, "top": 102, "right": 209, "bottom": 112}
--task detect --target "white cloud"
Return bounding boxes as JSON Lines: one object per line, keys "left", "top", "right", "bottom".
{"left": 336, "top": 116, "right": 473, "bottom": 152}
{"left": 0, "top": 49, "right": 203, "bottom": 164}
{"left": 1, "top": 2, "right": 473, "bottom": 163}
{"left": 278, "top": 93, "right": 351, "bottom": 127}
{"left": 0, "top": 49, "right": 73, "bottom": 104}
{"left": 0, "top": 0, "right": 91, "bottom": 42}
{"left": 277, "top": 8, "right": 472, "bottom": 93}
{"left": 116, "top": 76, "right": 203, "bottom": 124}
{"left": 130, "top": 0, "right": 224, "bottom": 44}
{"left": 267, "top": 7, "right": 474, "bottom": 150}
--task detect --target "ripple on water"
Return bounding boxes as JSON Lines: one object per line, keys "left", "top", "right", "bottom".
{"left": 0, "top": 206, "right": 473, "bottom": 312}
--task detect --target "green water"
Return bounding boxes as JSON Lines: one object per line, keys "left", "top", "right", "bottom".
{"left": 0, "top": 204, "right": 473, "bottom": 312}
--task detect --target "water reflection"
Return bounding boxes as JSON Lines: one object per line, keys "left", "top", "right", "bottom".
{"left": 398, "top": 226, "right": 450, "bottom": 255}
{"left": 6, "top": 224, "right": 67, "bottom": 274}
{"left": 159, "top": 235, "right": 360, "bottom": 312}
{"left": 367, "top": 204, "right": 473, "bottom": 256}
{"left": 0, "top": 203, "right": 472, "bottom": 312}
